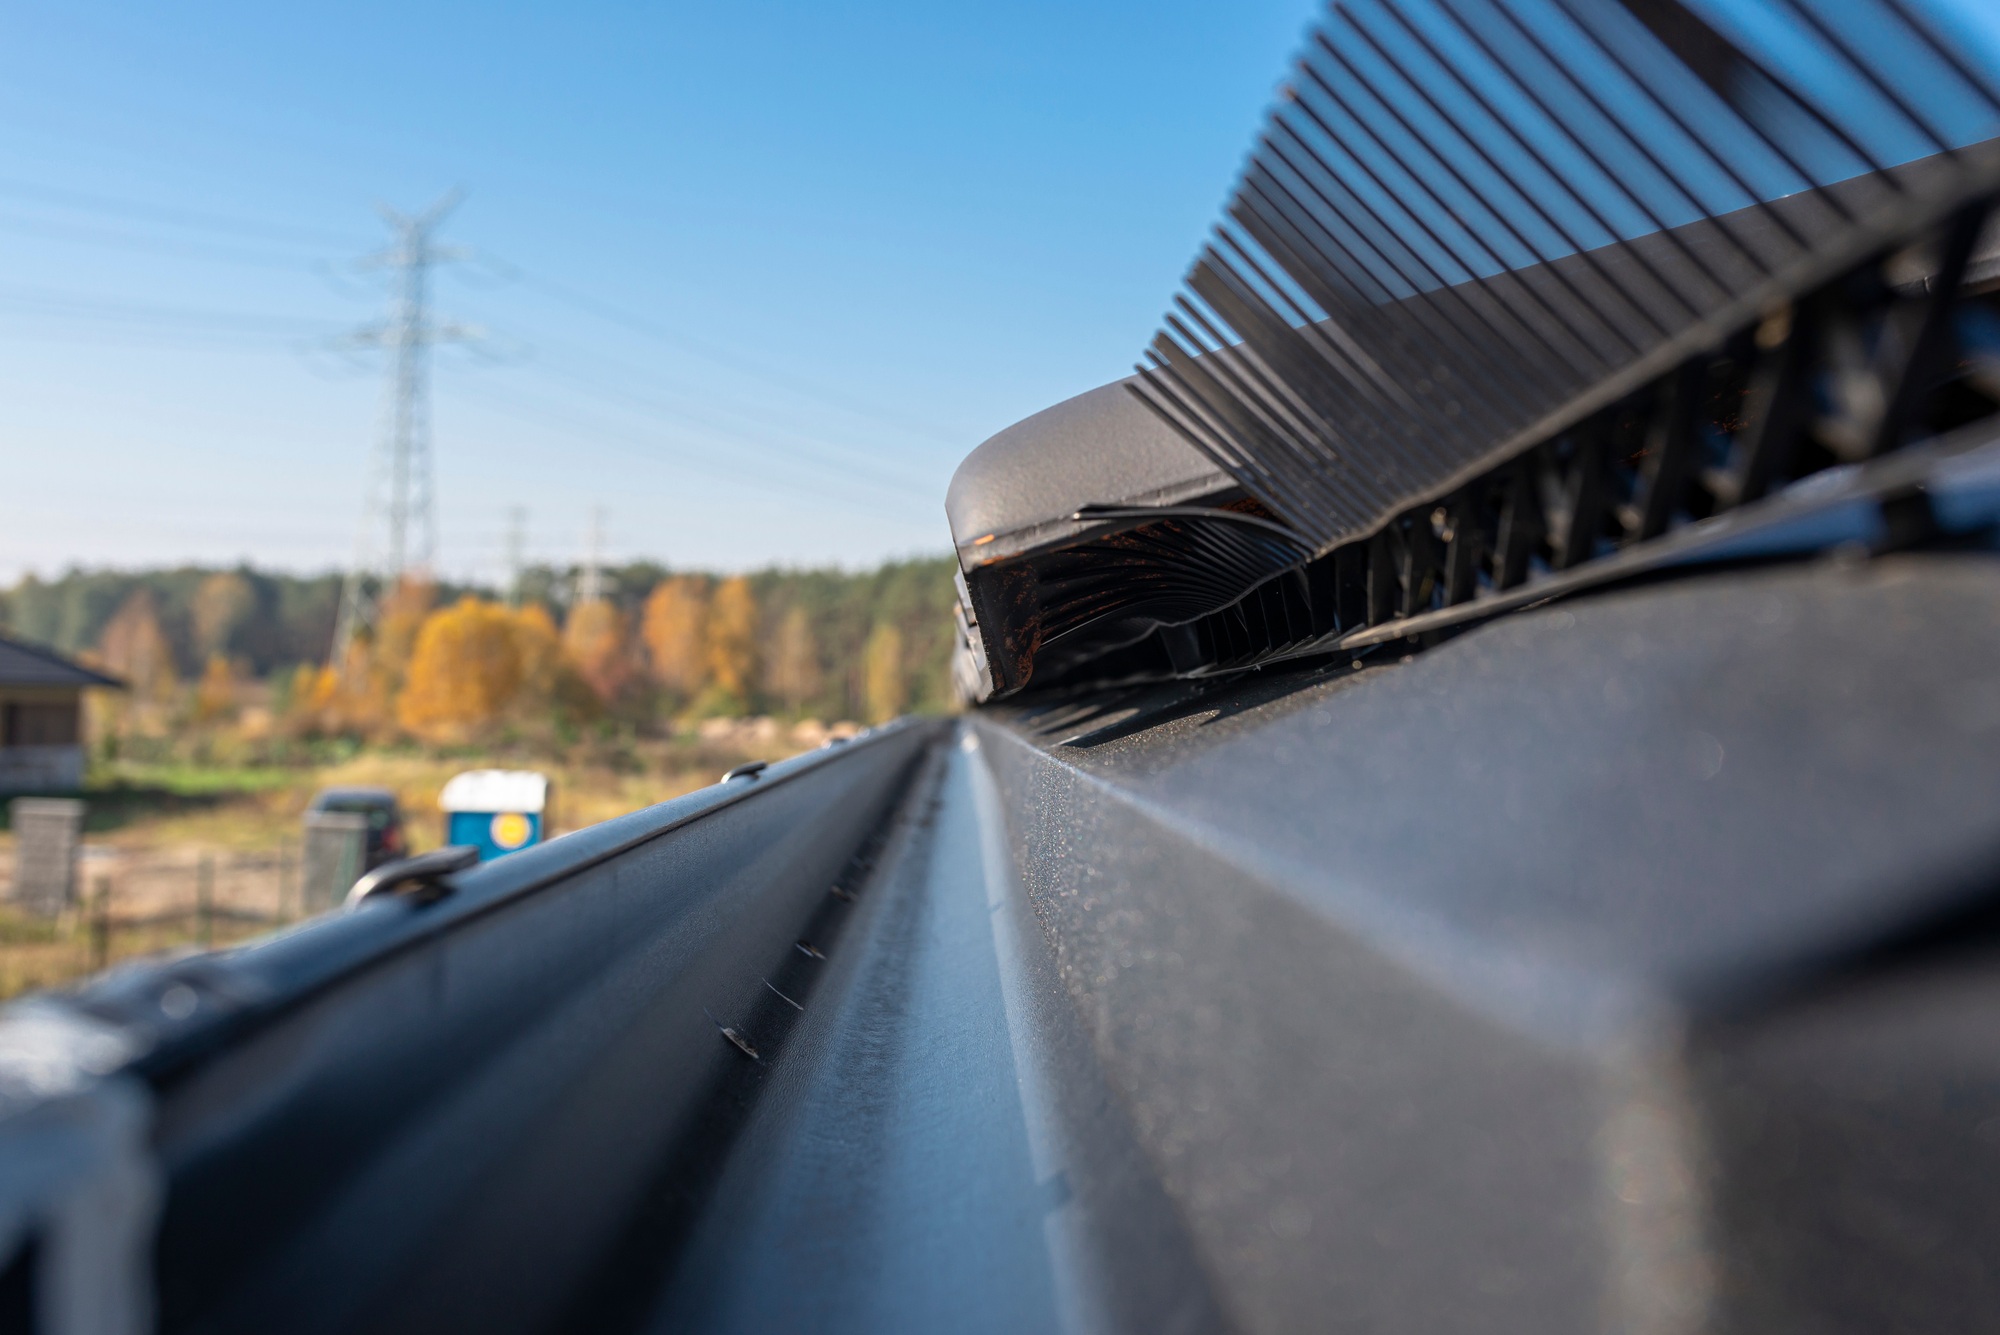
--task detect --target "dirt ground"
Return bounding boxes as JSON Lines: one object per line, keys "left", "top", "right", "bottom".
{"left": 0, "top": 719, "right": 843, "bottom": 999}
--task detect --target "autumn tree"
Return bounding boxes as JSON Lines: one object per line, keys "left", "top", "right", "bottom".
{"left": 863, "top": 623, "right": 906, "bottom": 724}
{"left": 374, "top": 576, "right": 437, "bottom": 670}
{"left": 562, "top": 597, "right": 634, "bottom": 706}
{"left": 396, "top": 597, "right": 525, "bottom": 743}
{"left": 317, "top": 576, "right": 434, "bottom": 737}
{"left": 640, "top": 576, "right": 709, "bottom": 700}
{"left": 96, "top": 589, "right": 178, "bottom": 702}
{"left": 191, "top": 571, "right": 255, "bottom": 661}
{"left": 512, "top": 603, "right": 563, "bottom": 711}
{"left": 704, "top": 576, "right": 759, "bottom": 711}
{"left": 1, "top": 556, "right": 966, "bottom": 710}
{"left": 194, "top": 654, "right": 239, "bottom": 722}
{"left": 358, "top": 577, "right": 435, "bottom": 728}
{"left": 510, "top": 603, "right": 598, "bottom": 727}
{"left": 768, "top": 605, "right": 820, "bottom": 715}
{"left": 325, "top": 636, "right": 377, "bottom": 735}
{"left": 279, "top": 663, "right": 328, "bottom": 737}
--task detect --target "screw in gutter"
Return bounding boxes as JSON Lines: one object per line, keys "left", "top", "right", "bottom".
{"left": 702, "top": 1006, "right": 761, "bottom": 1060}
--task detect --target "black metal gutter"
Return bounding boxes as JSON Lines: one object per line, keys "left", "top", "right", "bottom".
{"left": 0, "top": 719, "right": 939, "bottom": 1335}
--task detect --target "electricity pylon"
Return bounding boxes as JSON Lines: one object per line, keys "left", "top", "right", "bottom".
{"left": 330, "top": 191, "right": 477, "bottom": 667}
{"left": 504, "top": 506, "right": 528, "bottom": 608}
{"left": 575, "top": 507, "right": 608, "bottom": 606}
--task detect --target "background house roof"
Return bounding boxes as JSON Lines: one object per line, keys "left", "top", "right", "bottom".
{"left": 0, "top": 632, "right": 125, "bottom": 690}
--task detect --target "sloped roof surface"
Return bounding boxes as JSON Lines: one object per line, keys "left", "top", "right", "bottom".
{"left": 0, "top": 633, "right": 124, "bottom": 689}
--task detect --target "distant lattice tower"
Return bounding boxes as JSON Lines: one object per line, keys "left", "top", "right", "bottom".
{"left": 331, "top": 191, "right": 474, "bottom": 667}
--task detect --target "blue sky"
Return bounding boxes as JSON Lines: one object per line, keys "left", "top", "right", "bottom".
{"left": 0, "top": 0, "right": 1319, "bottom": 584}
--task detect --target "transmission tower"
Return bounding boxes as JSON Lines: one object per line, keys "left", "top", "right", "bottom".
{"left": 503, "top": 506, "right": 528, "bottom": 608}
{"left": 575, "top": 507, "right": 608, "bottom": 606}
{"left": 331, "top": 191, "right": 475, "bottom": 667}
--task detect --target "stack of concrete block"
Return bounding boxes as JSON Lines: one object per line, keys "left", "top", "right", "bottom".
{"left": 301, "top": 812, "right": 368, "bottom": 915}
{"left": 9, "top": 798, "right": 84, "bottom": 916}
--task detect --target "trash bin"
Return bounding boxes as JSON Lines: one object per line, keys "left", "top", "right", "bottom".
{"left": 439, "top": 771, "right": 549, "bottom": 862}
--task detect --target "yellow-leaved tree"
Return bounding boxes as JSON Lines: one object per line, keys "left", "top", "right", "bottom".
{"left": 191, "top": 571, "right": 256, "bottom": 661}
{"left": 353, "top": 576, "right": 435, "bottom": 736}
{"left": 640, "top": 576, "right": 709, "bottom": 703}
{"left": 396, "top": 597, "right": 525, "bottom": 743}
{"left": 97, "top": 589, "right": 178, "bottom": 703}
{"left": 511, "top": 603, "right": 563, "bottom": 712}
{"left": 863, "top": 623, "right": 905, "bottom": 724}
{"left": 95, "top": 587, "right": 179, "bottom": 739}
{"left": 375, "top": 577, "right": 436, "bottom": 670}
{"left": 512, "top": 603, "right": 599, "bottom": 727}
{"left": 562, "top": 598, "right": 633, "bottom": 707}
{"left": 704, "top": 576, "right": 759, "bottom": 712}
{"left": 768, "top": 605, "right": 820, "bottom": 715}
{"left": 280, "top": 663, "right": 325, "bottom": 737}
{"left": 194, "top": 654, "right": 239, "bottom": 723}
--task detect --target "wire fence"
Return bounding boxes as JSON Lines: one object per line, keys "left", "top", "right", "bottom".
{"left": 0, "top": 847, "right": 308, "bottom": 999}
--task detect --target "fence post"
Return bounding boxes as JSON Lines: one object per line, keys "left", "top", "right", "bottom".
{"left": 89, "top": 875, "right": 110, "bottom": 972}
{"left": 196, "top": 854, "right": 214, "bottom": 949}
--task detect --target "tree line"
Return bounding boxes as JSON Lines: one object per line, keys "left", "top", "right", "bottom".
{"left": 0, "top": 559, "right": 960, "bottom": 740}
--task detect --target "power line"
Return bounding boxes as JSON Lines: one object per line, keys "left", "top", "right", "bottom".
{"left": 0, "top": 280, "right": 337, "bottom": 335}
{"left": 0, "top": 274, "right": 939, "bottom": 499}
{"left": 432, "top": 376, "right": 926, "bottom": 515}
{"left": 440, "top": 285, "right": 944, "bottom": 491}
{"left": 0, "top": 270, "right": 931, "bottom": 505}
{"left": 487, "top": 337, "right": 935, "bottom": 497}
{"left": 0, "top": 325, "right": 311, "bottom": 354}
{"left": 0, "top": 177, "right": 368, "bottom": 249}
{"left": 0, "top": 208, "right": 331, "bottom": 271}
{"left": 495, "top": 264, "right": 965, "bottom": 445}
